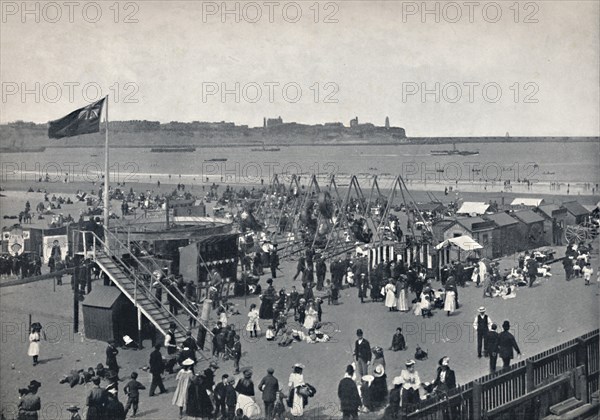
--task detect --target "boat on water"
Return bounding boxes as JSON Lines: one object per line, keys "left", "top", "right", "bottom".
{"left": 0, "top": 146, "right": 46, "bottom": 153}
{"left": 204, "top": 158, "right": 228, "bottom": 162}
{"left": 251, "top": 142, "right": 280, "bottom": 152}
{"left": 430, "top": 143, "right": 479, "bottom": 156}
{"left": 150, "top": 146, "right": 196, "bottom": 153}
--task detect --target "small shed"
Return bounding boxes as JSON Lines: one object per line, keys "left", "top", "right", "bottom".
{"left": 485, "top": 212, "right": 520, "bottom": 258}
{"left": 561, "top": 201, "right": 590, "bottom": 226}
{"left": 536, "top": 204, "right": 567, "bottom": 245}
{"left": 82, "top": 286, "right": 137, "bottom": 344}
{"left": 510, "top": 198, "right": 545, "bottom": 210}
{"left": 511, "top": 210, "right": 547, "bottom": 250}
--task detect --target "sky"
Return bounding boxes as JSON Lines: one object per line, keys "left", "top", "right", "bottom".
{"left": 1, "top": 0, "right": 599, "bottom": 136}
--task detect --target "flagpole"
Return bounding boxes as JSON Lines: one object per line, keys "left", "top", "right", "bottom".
{"left": 104, "top": 96, "right": 110, "bottom": 230}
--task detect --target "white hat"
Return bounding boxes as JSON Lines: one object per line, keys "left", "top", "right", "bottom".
{"left": 405, "top": 359, "right": 416, "bottom": 366}
{"left": 361, "top": 375, "right": 374, "bottom": 384}
{"left": 373, "top": 365, "right": 385, "bottom": 378}
{"left": 182, "top": 358, "right": 195, "bottom": 366}
{"left": 123, "top": 335, "right": 133, "bottom": 345}
{"left": 478, "top": 306, "right": 486, "bottom": 313}
{"left": 293, "top": 363, "right": 305, "bottom": 369}
{"left": 392, "top": 376, "right": 403, "bottom": 386}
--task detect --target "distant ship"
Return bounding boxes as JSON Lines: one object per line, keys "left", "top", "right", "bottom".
{"left": 151, "top": 146, "right": 196, "bottom": 153}
{"left": 251, "top": 142, "right": 280, "bottom": 152}
{"left": 0, "top": 146, "right": 46, "bottom": 153}
{"left": 204, "top": 158, "right": 228, "bottom": 162}
{"left": 430, "top": 143, "right": 479, "bottom": 156}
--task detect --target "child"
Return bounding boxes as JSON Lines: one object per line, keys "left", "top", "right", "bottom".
{"left": 582, "top": 263, "right": 594, "bottom": 286}
{"left": 324, "top": 279, "right": 332, "bottom": 305}
{"left": 266, "top": 325, "right": 276, "bottom": 341}
{"left": 217, "top": 306, "right": 228, "bottom": 327}
{"left": 273, "top": 390, "right": 286, "bottom": 419}
{"left": 124, "top": 371, "right": 146, "bottom": 417}
{"left": 234, "top": 408, "right": 250, "bottom": 420}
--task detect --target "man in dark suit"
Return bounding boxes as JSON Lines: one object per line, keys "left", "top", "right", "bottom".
{"left": 354, "top": 329, "right": 371, "bottom": 378}
{"left": 338, "top": 364, "right": 361, "bottom": 419}
{"left": 357, "top": 274, "right": 368, "bottom": 303}
{"left": 473, "top": 307, "right": 493, "bottom": 358}
{"left": 316, "top": 257, "right": 327, "bottom": 291}
{"left": 148, "top": 344, "right": 167, "bottom": 397}
{"left": 498, "top": 320, "right": 521, "bottom": 370}
{"left": 258, "top": 367, "right": 279, "bottom": 419}
{"left": 105, "top": 340, "right": 119, "bottom": 379}
{"left": 182, "top": 331, "right": 198, "bottom": 362}
{"left": 486, "top": 324, "right": 500, "bottom": 373}
{"left": 213, "top": 374, "right": 229, "bottom": 419}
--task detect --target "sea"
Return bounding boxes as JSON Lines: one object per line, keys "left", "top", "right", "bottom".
{"left": 1, "top": 141, "right": 599, "bottom": 193}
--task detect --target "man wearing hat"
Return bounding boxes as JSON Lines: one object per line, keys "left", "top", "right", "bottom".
{"left": 498, "top": 321, "right": 521, "bottom": 370}
{"left": 259, "top": 367, "right": 280, "bottom": 419}
{"left": 86, "top": 377, "right": 108, "bottom": 420}
{"left": 203, "top": 361, "right": 219, "bottom": 390}
{"left": 357, "top": 273, "right": 368, "bottom": 304}
{"left": 182, "top": 331, "right": 199, "bottom": 362}
{"left": 105, "top": 340, "right": 119, "bottom": 380}
{"left": 473, "top": 307, "right": 493, "bottom": 358}
{"left": 213, "top": 374, "right": 229, "bottom": 419}
{"left": 105, "top": 387, "right": 125, "bottom": 420}
{"left": 18, "top": 380, "right": 41, "bottom": 420}
{"left": 337, "top": 365, "right": 361, "bottom": 419}
{"left": 225, "top": 376, "right": 238, "bottom": 419}
{"left": 486, "top": 323, "right": 500, "bottom": 373}
{"left": 149, "top": 344, "right": 168, "bottom": 397}
{"left": 232, "top": 334, "right": 242, "bottom": 374}
{"left": 432, "top": 357, "right": 456, "bottom": 394}
{"left": 354, "top": 329, "right": 372, "bottom": 379}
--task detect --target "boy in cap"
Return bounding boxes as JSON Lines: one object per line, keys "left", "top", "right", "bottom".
{"left": 213, "top": 374, "right": 229, "bottom": 419}
{"left": 124, "top": 371, "right": 146, "bottom": 417}
{"left": 225, "top": 376, "right": 238, "bottom": 418}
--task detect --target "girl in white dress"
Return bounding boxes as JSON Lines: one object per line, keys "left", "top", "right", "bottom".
{"left": 246, "top": 303, "right": 261, "bottom": 338}
{"left": 303, "top": 302, "right": 318, "bottom": 330}
{"left": 288, "top": 364, "right": 306, "bottom": 417}
{"left": 443, "top": 289, "right": 456, "bottom": 316}
{"left": 384, "top": 280, "right": 397, "bottom": 311}
{"left": 28, "top": 328, "right": 41, "bottom": 366}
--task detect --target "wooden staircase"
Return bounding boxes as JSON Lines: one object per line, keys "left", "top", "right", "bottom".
{"left": 84, "top": 229, "right": 213, "bottom": 360}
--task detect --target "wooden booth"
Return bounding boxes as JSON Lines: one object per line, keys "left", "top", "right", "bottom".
{"left": 179, "top": 233, "right": 239, "bottom": 301}
{"left": 82, "top": 286, "right": 138, "bottom": 344}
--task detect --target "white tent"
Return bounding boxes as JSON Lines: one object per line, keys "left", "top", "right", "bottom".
{"left": 510, "top": 198, "right": 544, "bottom": 207}
{"left": 435, "top": 235, "right": 483, "bottom": 251}
{"left": 456, "top": 202, "right": 490, "bottom": 215}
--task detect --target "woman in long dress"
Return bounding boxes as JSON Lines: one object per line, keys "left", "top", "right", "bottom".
{"left": 396, "top": 278, "right": 410, "bottom": 312}
{"left": 444, "top": 289, "right": 456, "bottom": 316}
{"left": 384, "top": 279, "right": 396, "bottom": 311}
{"left": 303, "top": 302, "right": 318, "bottom": 330}
{"left": 172, "top": 360, "right": 194, "bottom": 417}
{"left": 288, "top": 364, "right": 306, "bottom": 417}
{"left": 246, "top": 304, "right": 261, "bottom": 338}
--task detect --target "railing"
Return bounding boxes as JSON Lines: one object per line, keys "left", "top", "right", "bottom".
{"left": 104, "top": 221, "right": 212, "bottom": 330}
{"left": 406, "top": 329, "right": 599, "bottom": 420}
{"left": 101, "top": 227, "right": 213, "bottom": 339}
{"left": 80, "top": 230, "right": 213, "bottom": 353}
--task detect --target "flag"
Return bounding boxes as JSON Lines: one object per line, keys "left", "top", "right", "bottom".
{"left": 48, "top": 97, "right": 106, "bottom": 139}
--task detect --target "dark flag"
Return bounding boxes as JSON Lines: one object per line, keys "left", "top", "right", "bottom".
{"left": 48, "top": 97, "right": 106, "bottom": 139}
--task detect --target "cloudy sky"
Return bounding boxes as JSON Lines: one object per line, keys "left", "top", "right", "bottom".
{"left": 1, "top": 0, "right": 598, "bottom": 136}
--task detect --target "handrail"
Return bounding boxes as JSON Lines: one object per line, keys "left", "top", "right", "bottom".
{"left": 102, "top": 223, "right": 213, "bottom": 336}
{"left": 102, "top": 227, "right": 214, "bottom": 338}
{"left": 83, "top": 230, "right": 213, "bottom": 341}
